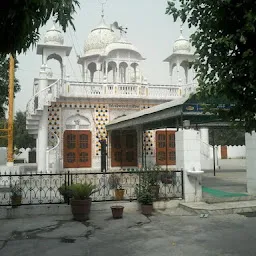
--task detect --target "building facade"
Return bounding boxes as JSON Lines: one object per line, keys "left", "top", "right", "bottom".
{"left": 26, "top": 17, "right": 196, "bottom": 173}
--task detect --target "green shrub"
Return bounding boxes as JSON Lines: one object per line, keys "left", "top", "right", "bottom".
{"left": 68, "top": 182, "right": 97, "bottom": 200}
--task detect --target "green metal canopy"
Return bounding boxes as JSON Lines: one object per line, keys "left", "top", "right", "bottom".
{"left": 106, "top": 97, "right": 231, "bottom": 131}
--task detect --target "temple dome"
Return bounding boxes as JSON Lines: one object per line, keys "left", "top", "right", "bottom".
{"left": 84, "top": 20, "right": 117, "bottom": 54}
{"left": 173, "top": 34, "right": 191, "bottom": 54}
{"left": 44, "top": 25, "right": 64, "bottom": 45}
{"left": 104, "top": 35, "right": 143, "bottom": 59}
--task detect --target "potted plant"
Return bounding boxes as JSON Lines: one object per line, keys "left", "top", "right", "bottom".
{"left": 68, "top": 182, "right": 98, "bottom": 221}
{"left": 58, "top": 184, "right": 73, "bottom": 204}
{"left": 135, "top": 184, "right": 154, "bottom": 215}
{"left": 147, "top": 168, "right": 160, "bottom": 200}
{"left": 108, "top": 173, "right": 125, "bottom": 200}
{"left": 110, "top": 205, "right": 124, "bottom": 219}
{"left": 11, "top": 183, "right": 22, "bottom": 208}
{"left": 161, "top": 171, "right": 176, "bottom": 185}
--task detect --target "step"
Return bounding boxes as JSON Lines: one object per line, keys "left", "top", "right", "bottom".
{"left": 26, "top": 119, "right": 39, "bottom": 125}
{"left": 179, "top": 200, "right": 256, "bottom": 215}
{"left": 203, "top": 195, "right": 256, "bottom": 204}
{"left": 27, "top": 129, "right": 38, "bottom": 135}
{"left": 26, "top": 124, "right": 39, "bottom": 129}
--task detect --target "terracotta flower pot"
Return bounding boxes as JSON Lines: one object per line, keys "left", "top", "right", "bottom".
{"left": 141, "top": 204, "right": 153, "bottom": 215}
{"left": 111, "top": 206, "right": 124, "bottom": 219}
{"left": 70, "top": 198, "right": 92, "bottom": 221}
{"left": 115, "top": 189, "right": 125, "bottom": 200}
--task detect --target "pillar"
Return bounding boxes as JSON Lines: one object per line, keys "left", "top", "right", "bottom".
{"left": 176, "top": 129, "right": 203, "bottom": 202}
{"left": 136, "top": 126, "right": 143, "bottom": 168}
{"left": 200, "top": 128, "right": 212, "bottom": 169}
{"left": 245, "top": 131, "right": 256, "bottom": 194}
{"left": 200, "top": 128, "right": 209, "bottom": 144}
{"left": 37, "top": 67, "right": 49, "bottom": 173}
{"left": 82, "top": 63, "right": 85, "bottom": 82}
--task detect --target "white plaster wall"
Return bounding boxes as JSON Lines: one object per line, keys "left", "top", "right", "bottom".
{"left": 227, "top": 145, "right": 246, "bottom": 159}
{"left": 175, "top": 129, "right": 202, "bottom": 202}
{"left": 246, "top": 132, "right": 256, "bottom": 194}
{"left": 208, "top": 145, "right": 246, "bottom": 159}
{"left": 14, "top": 148, "right": 31, "bottom": 163}
{"left": 0, "top": 147, "right": 7, "bottom": 165}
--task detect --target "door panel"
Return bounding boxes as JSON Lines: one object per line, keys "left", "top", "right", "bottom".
{"left": 64, "top": 130, "right": 91, "bottom": 168}
{"left": 156, "top": 131, "right": 176, "bottom": 165}
{"left": 111, "top": 130, "right": 137, "bottom": 167}
{"left": 221, "top": 145, "right": 227, "bottom": 159}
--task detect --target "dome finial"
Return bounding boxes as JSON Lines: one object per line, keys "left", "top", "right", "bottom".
{"left": 180, "top": 25, "right": 183, "bottom": 36}
{"left": 99, "top": 0, "right": 107, "bottom": 19}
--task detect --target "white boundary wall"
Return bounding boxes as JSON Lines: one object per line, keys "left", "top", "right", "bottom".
{"left": 0, "top": 147, "right": 7, "bottom": 165}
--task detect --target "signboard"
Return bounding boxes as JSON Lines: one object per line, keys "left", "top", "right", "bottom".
{"left": 183, "top": 103, "right": 235, "bottom": 113}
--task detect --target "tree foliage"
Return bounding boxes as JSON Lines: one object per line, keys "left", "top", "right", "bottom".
{"left": 14, "top": 111, "right": 36, "bottom": 149}
{"left": 0, "top": 118, "right": 7, "bottom": 147}
{"left": 0, "top": 0, "right": 80, "bottom": 54}
{"left": 209, "top": 128, "right": 245, "bottom": 146}
{"left": 0, "top": 54, "right": 20, "bottom": 118}
{"left": 166, "top": 0, "right": 256, "bottom": 131}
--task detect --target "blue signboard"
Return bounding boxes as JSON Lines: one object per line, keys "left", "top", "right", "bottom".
{"left": 183, "top": 103, "right": 234, "bottom": 113}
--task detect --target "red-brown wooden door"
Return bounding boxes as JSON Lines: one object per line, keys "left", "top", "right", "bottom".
{"left": 111, "top": 130, "right": 137, "bottom": 167}
{"left": 156, "top": 131, "right": 176, "bottom": 165}
{"left": 221, "top": 145, "right": 227, "bottom": 159}
{"left": 63, "top": 130, "right": 91, "bottom": 168}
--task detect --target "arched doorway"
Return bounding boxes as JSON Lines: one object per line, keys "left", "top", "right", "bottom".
{"left": 63, "top": 114, "right": 92, "bottom": 168}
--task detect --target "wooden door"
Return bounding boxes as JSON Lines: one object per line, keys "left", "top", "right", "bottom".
{"left": 111, "top": 130, "right": 137, "bottom": 167}
{"left": 64, "top": 130, "right": 91, "bottom": 168}
{"left": 221, "top": 145, "right": 227, "bottom": 159}
{"left": 156, "top": 131, "right": 176, "bottom": 165}
{"left": 168, "top": 132, "right": 176, "bottom": 165}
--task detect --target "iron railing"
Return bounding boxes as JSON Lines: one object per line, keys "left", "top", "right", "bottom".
{"left": 0, "top": 170, "right": 183, "bottom": 206}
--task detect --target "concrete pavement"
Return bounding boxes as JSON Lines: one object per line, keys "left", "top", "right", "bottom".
{"left": 1, "top": 210, "right": 256, "bottom": 256}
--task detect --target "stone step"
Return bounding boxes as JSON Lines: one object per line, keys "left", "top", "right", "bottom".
{"left": 203, "top": 193, "right": 256, "bottom": 204}
{"left": 179, "top": 200, "right": 256, "bottom": 215}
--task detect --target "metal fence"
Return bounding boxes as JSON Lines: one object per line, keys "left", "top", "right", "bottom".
{"left": 0, "top": 170, "right": 183, "bottom": 206}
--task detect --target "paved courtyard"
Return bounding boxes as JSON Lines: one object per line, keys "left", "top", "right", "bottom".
{"left": 1, "top": 209, "right": 256, "bottom": 256}
{"left": 203, "top": 169, "right": 247, "bottom": 194}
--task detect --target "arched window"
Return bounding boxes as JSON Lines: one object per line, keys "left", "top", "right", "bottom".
{"left": 119, "top": 62, "right": 128, "bottom": 83}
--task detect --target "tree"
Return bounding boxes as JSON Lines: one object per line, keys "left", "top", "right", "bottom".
{"left": 0, "top": 54, "right": 20, "bottom": 118}
{"left": 0, "top": 0, "right": 80, "bottom": 54}
{"left": 14, "top": 111, "right": 35, "bottom": 149}
{"left": 209, "top": 128, "right": 245, "bottom": 146}
{"left": 166, "top": 1, "right": 256, "bottom": 131}
{"left": 0, "top": 117, "right": 7, "bottom": 147}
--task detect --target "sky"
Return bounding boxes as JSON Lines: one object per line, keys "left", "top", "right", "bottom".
{"left": 15, "top": 0, "right": 190, "bottom": 112}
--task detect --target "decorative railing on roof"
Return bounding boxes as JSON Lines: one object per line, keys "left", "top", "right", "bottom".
{"left": 61, "top": 81, "right": 196, "bottom": 100}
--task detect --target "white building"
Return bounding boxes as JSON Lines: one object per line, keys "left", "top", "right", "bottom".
{"left": 26, "top": 17, "right": 196, "bottom": 173}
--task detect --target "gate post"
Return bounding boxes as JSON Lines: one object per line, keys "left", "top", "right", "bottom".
{"left": 246, "top": 131, "right": 256, "bottom": 194}
{"left": 175, "top": 128, "right": 203, "bottom": 202}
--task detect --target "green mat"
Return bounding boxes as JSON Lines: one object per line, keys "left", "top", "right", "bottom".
{"left": 202, "top": 186, "right": 248, "bottom": 198}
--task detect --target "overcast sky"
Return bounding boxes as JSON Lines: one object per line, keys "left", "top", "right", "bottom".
{"left": 15, "top": 0, "right": 190, "bottom": 112}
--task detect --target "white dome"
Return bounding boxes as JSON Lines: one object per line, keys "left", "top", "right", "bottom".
{"left": 44, "top": 25, "right": 64, "bottom": 45}
{"left": 173, "top": 35, "right": 191, "bottom": 54}
{"left": 104, "top": 36, "right": 142, "bottom": 58}
{"left": 84, "top": 20, "right": 117, "bottom": 54}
